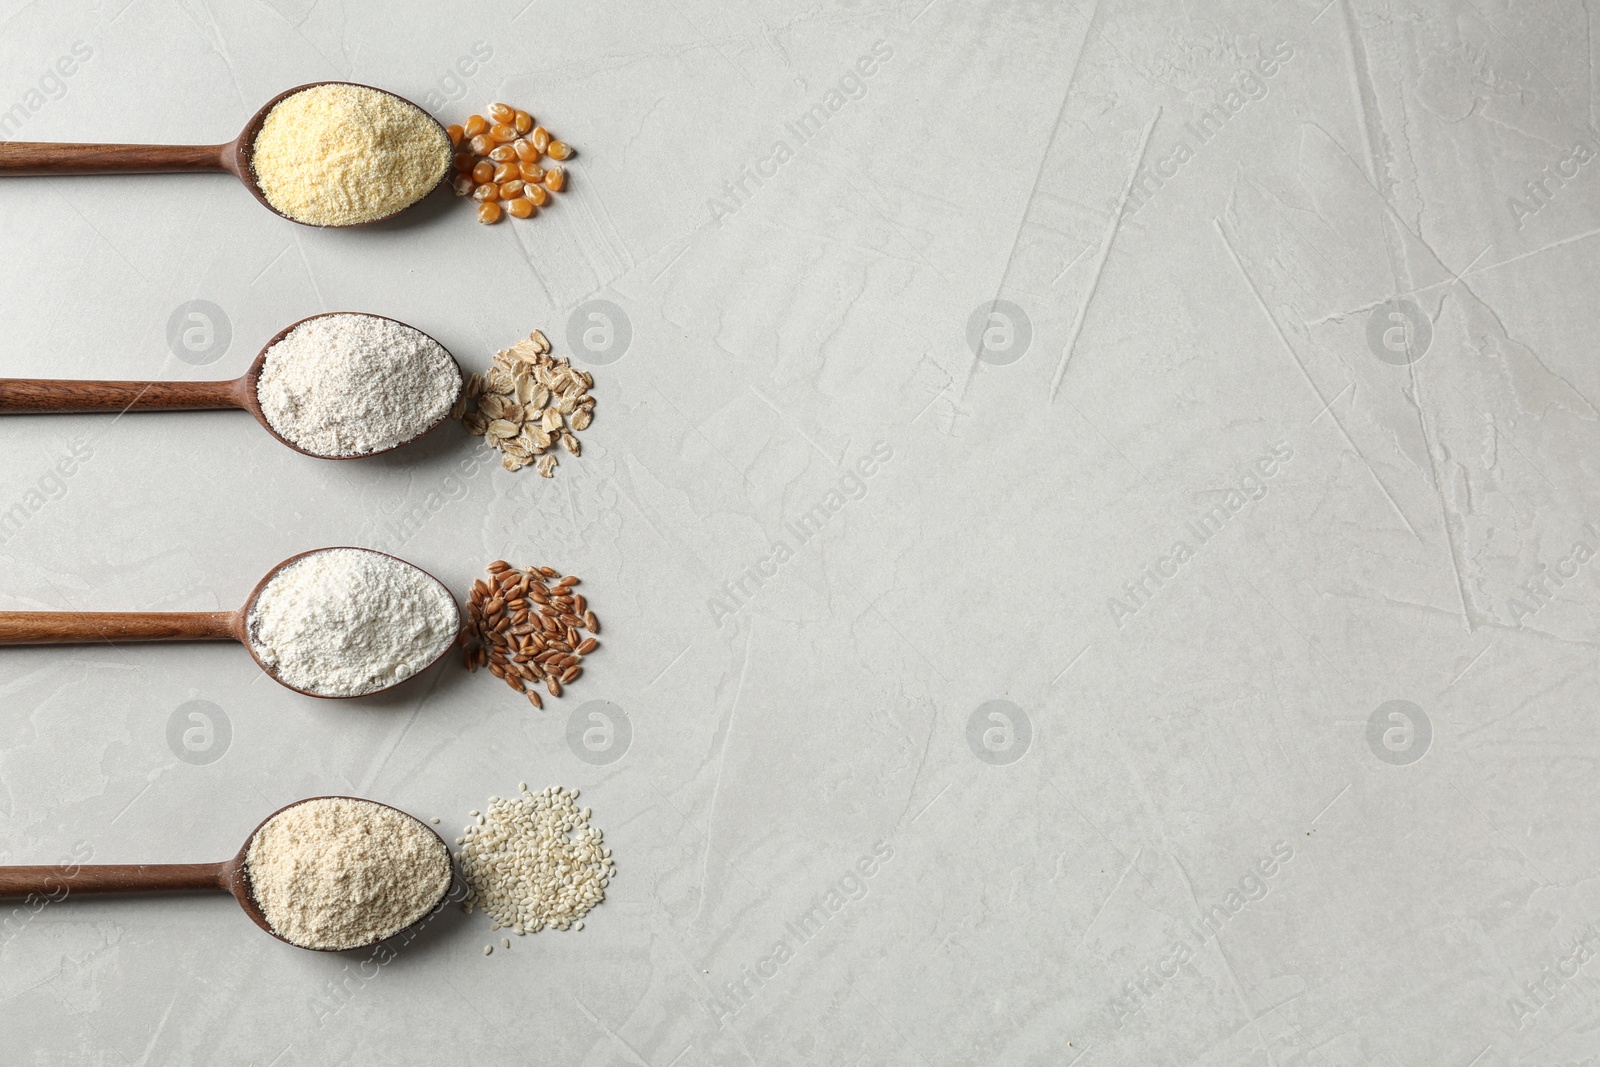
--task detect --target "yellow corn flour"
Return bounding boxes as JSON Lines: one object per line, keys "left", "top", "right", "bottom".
{"left": 250, "top": 83, "right": 451, "bottom": 226}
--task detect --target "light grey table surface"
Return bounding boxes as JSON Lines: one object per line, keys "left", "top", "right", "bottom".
{"left": 3, "top": 0, "right": 1599, "bottom": 1064}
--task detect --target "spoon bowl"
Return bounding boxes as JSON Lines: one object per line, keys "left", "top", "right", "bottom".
{"left": 0, "top": 311, "right": 464, "bottom": 459}
{"left": 231, "top": 82, "right": 452, "bottom": 226}
{"left": 231, "top": 796, "right": 454, "bottom": 950}
{"left": 0, "top": 796, "right": 452, "bottom": 952}
{"left": 0, "top": 81, "right": 451, "bottom": 227}
{"left": 0, "top": 546, "right": 463, "bottom": 697}
{"left": 238, "top": 546, "right": 462, "bottom": 698}
{"left": 239, "top": 311, "right": 465, "bottom": 459}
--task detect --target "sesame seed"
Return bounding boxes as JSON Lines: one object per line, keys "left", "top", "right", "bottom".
{"left": 458, "top": 783, "right": 613, "bottom": 938}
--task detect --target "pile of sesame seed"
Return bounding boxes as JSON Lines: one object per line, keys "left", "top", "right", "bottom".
{"left": 457, "top": 784, "right": 614, "bottom": 938}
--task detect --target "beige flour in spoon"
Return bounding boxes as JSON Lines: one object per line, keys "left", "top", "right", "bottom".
{"left": 250, "top": 83, "right": 451, "bottom": 226}
{"left": 246, "top": 797, "right": 451, "bottom": 950}
{"left": 256, "top": 314, "right": 461, "bottom": 457}
{"left": 247, "top": 548, "right": 459, "bottom": 696}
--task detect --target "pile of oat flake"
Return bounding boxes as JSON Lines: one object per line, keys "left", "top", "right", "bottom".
{"left": 456, "top": 329, "right": 594, "bottom": 475}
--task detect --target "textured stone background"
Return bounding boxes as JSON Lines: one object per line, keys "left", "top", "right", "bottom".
{"left": 3, "top": 0, "right": 1600, "bottom": 1063}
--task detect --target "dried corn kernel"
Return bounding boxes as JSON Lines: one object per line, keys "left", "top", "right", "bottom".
{"left": 453, "top": 104, "right": 582, "bottom": 226}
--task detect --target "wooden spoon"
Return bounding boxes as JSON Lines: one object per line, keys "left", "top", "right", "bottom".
{"left": 0, "top": 312, "right": 463, "bottom": 459}
{"left": 0, "top": 797, "right": 452, "bottom": 952}
{"left": 0, "top": 547, "right": 461, "bottom": 697}
{"left": 0, "top": 81, "right": 449, "bottom": 226}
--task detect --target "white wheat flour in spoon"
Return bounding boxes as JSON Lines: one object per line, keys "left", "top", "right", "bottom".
{"left": 247, "top": 548, "right": 460, "bottom": 696}
{"left": 256, "top": 314, "right": 461, "bottom": 457}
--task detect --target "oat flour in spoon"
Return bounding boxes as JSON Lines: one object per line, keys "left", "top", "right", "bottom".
{"left": 255, "top": 314, "right": 460, "bottom": 457}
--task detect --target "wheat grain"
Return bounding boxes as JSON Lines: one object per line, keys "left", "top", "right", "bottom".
{"left": 462, "top": 562, "right": 601, "bottom": 707}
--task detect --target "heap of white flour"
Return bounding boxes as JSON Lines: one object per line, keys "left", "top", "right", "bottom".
{"left": 247, "top": 548, "right": 460, "bottom": 696}
{"left": 256, "top": 314, "right": 461, "bottom": 457}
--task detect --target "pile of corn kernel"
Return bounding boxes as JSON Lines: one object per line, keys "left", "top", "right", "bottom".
{"left": 447, "top": 102, "right": 574, "bottom": 225}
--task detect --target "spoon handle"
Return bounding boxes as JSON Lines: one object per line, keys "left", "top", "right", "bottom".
{"left": 0, "top": 141, "right": 231, "bottom": 176}
{"left": 0, "top": 378, "right": 246, "bottom": 414}
{"left": 0, "top": 611, "right": 240, "bottom": 644}
{"left": 0, "top": 863, "right": 227, "bottom": 898}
